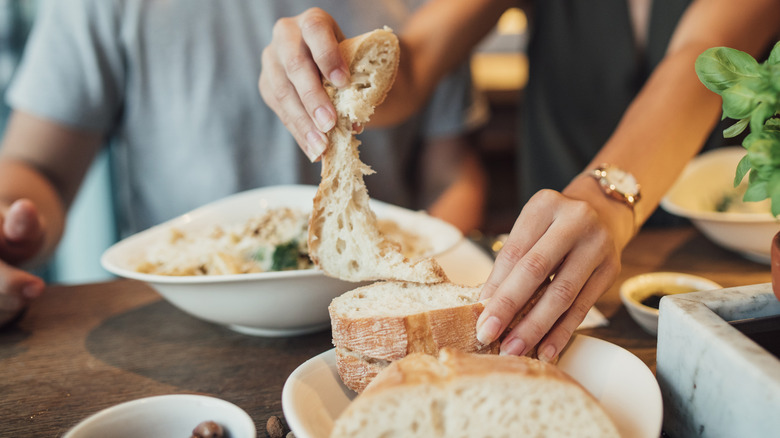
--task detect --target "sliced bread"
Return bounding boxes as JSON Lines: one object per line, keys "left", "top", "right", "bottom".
{"left": 329, "top": 280, "right": 546, "bottom": 392}
{"left": 330, "top": 347, "right": 621, "bottom": 438}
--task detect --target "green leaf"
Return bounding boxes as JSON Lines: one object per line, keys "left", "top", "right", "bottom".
{"left": 696, "top": 47, "right": 761, "bottom": 93}
{"left": 744, "top": 177, "right": 769, "bottom": 202}
{"left": 746, "top": 138, "right": 773, "bottom": 167}
{"left": 771, "top": 172, "right": 780, "bottom": 217}
{"left": 751, "top": 101, "right": 775, "bottom": 134}
{"left": 734, "top": 155, "right": 751, "bottom": 186}
{"left": 271, "top": 240, "right": 301, "bottom": 271}
{"left": 723, "top": 118, "right": 749, "bottom": 138}
{"left": 769, "top": 64, "right": 780, "bottom": 93}
{"left": 768, "top": 41, "right": 780, "bottom": 66}
{"left": 722, "top": 83, "right": 758, "bottom": 119}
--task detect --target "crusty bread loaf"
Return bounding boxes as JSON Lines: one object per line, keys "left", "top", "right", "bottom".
{"left": 330, "top": 348, "right": 621, "bottom": 438}
{"left": 330, "top": 280, "right": 546, "bottom": 392}
{"left": 308, "top": 28, "right": 448, "bottom": 284}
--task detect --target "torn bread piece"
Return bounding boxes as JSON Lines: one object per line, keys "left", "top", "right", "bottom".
{"left": 329, "top": 280, "right": 547, "bottom": 393}
{"left": 308, "top": 28, "right": 448, "bottom": 284}
{"left": 331, "top": 348, "right": 620, "bottom": 438}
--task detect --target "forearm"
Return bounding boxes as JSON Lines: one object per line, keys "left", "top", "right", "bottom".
{"left": 0, "top": 111, "right": 105, "bottom": 265}
{"left": 371, "top": 0, "right": 514, "bottom": 126}
{"left": 419, "top": 134, "right": 487, "bottom": 233}
{"left": 564, "top": 0, "right": 780, "bottom": 249}
{"left": 427, "top": 152, "right": 487, "bottom": 233}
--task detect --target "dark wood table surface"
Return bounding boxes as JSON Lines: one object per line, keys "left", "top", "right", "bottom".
{"left": 0, "top": 226, "right": 771, "bottom": 437}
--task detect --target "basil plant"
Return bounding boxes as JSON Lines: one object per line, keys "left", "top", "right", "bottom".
{"left": 695, "top": 41, "right": 780, "bottom": 216}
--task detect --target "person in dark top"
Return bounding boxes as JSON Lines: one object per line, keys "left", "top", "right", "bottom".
{"left": 259, "top": 0, "right": 779, "bottom": 362}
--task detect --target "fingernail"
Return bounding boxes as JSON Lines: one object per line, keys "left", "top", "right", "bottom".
{"left": 476, "top": 315, "right": 501, "bottom": 345}
{"left": 314, "top": 106, "right": 335, "bottom": 132}
{"left": 500, "top": 337, "right": 526, "bottom": 356}
{"left": 539, "top": 344, "right": 557, "bottom": 363}
{"left": 22, "top": 283, "right": 41, "bottom": 299}
{"left": 329, "top": 68, "right": 349, "bottom": 88}
{"left": 305, "top": 130, "right": 328, "bottom": 162}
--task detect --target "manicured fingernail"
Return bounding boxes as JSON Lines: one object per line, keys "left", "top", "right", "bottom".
{"left": 539, "top": 344, "right": 557, "bottom": 363}
{"left": 500, "top": 337, "right": 526, "bottom": 356}
{"left": 476, "top": 315, "right": 501, "bottom": 345}
{"left": 329, "top": 68, "right": 349, "bottom": 88}
{"left": 314, "top": 106, "right": 335, "bottom": 132}
{"left": 305, "top": 130, "right": 327, "bottom": 162}
{"left": 22, "top": 283, "right": 41, "bottom": 299}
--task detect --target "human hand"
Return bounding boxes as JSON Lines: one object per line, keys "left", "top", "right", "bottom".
{"left": 0, "top": 199, "right": 46, "bottom": 324}
{"left": 475, "top": 189, "right": 624, "bottom": 362}
{"left": 259, "top": 7, "right": 350, "bottom": 162}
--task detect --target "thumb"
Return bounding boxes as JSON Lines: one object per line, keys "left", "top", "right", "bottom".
{"left": 0, "top": 199, "right": 45, "bottom": 264}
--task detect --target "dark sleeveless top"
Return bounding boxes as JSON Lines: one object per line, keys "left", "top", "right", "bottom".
{"left": 518, "top": 0, "right": 718, "bottom": 209}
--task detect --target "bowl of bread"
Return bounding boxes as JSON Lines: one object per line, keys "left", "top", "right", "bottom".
{"left": 281, "top": 27, "right": 662, "bottom": 438}
{"left": 661, "top": 147, "right": 780, "bottom": 264}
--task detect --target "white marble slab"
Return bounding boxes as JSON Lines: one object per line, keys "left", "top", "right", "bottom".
{"left": 657, "top": 283, "right": 780, "bottom": 438}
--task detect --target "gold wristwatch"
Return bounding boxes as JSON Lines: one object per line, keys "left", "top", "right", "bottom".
{"left": 590, "top": 164, "right": 641, "bottom": 212}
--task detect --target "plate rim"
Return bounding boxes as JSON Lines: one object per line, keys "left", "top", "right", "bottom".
{"left": 281, "top": 334, "right": 662, "bottom": 438}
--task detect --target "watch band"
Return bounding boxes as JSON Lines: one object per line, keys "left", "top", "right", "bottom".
{"left": 589, "top": 164, "right": 641, "bottom": 231}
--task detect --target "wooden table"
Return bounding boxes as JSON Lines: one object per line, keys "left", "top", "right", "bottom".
{"left": 0, "top": 226, "right": 771, "bottom": 437}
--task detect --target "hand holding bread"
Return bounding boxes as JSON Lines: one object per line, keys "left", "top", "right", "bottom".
{"left": 308, "top": 28, "right": 448, "bottom": 284}
{"left": 476, "top": 188, "right": 624, "bottom": 362}
{"left": 306, "top": 27, "right": 618, "bottom": 437}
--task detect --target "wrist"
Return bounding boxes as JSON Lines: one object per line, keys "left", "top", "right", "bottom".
{"left": 563, "top": 174, "right": 636, "bottom": 251}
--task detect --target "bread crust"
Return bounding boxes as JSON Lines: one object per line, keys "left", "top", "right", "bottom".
{"left": 331, "top": 280, "right": 550, "bottom": 392}
{"left": 331, "top": 299, "right": 494, "bottom": 361}
{"left": 335, "top": 28, "right": 400, "bottom": 115}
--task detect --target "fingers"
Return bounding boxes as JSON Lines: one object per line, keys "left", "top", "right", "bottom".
{"left": 0, "top": 259, "right": 45, "bottom": 301}
{"left": 499, "top": 241, "right": 613, "bottom": 358}
{"left": 535, "top": 265, "right": 618, "bottom": 362}
{"left": 259, "top": 8, "right": 348, "bottom": 162}
{"left": 479, "top": 191, "right": 557, "bottom": 302}
{"left": 0, "top": 199, "right": 45, "bottom": 265}
{"left": 298, "top": 11, "right": 348, "bottom": 87}
{"left": 476, "top": 190, "right": 621, "bottom": 358}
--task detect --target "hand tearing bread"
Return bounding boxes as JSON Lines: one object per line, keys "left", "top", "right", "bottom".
{"left": 308, "top": 28, "right": 449, "bottom": 284}
{"left": 329, "top": 280, "right": 548, "bottom": 393}
{"left": 330, "top": 348, "right": 621, "bottom": 438}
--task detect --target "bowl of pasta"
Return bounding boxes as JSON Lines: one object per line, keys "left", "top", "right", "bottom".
{"left": 661, "top": 147, "right": 780, "bottom": 264}
{"left": 101, "top": 185, "right": 464, "bottom": 337}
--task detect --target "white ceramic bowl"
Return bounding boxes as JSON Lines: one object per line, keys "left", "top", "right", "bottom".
{"left": 63, "top": 394, "right": 256, "bottom": 438}
{"left": 619, "top": 272, "right": 722, "bottom": 336}
{"left": 101, "top": 185, "right": 463, "bottom": 337}
{"left": 660, "top": 147, "right": 780, "bottom": 264}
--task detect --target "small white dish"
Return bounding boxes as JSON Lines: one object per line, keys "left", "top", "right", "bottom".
{"left": 661, "top": 147, "right": 780, "bottom": 264}
{"left": 281, "top": 335, "right": 662, "bottom": 438}
{"left": 63, "top": 394, "right": 256, "bottom": 438}
{"left": 620, "top": 272, "right": 722, "bottom": 336}
{"left": 101, "top": 185, "right": 465, "bottom": 337}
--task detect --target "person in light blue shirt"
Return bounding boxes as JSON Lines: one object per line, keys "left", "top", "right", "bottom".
{"left": 0, "top": 0, "right": 487, "bottom": 324}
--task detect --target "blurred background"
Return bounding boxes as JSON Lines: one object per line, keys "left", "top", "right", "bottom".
{"left": 0, "top": 2, "right": 528, "bottom": 284}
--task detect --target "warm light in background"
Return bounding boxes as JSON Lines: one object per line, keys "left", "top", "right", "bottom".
{"left": 496, "top": 7, "right": 527, "bottom": 35}
{"left": 470, "top": 7, "right": 529, "bottom": 99}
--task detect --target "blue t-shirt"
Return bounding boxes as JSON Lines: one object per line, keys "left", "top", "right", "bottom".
{"left": 7, "top": 0, "right": 482, "bottom": 237}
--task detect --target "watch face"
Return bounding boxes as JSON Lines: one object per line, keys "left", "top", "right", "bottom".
{"left": 605, "top": 167, "right": 639, "bottom": 196}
